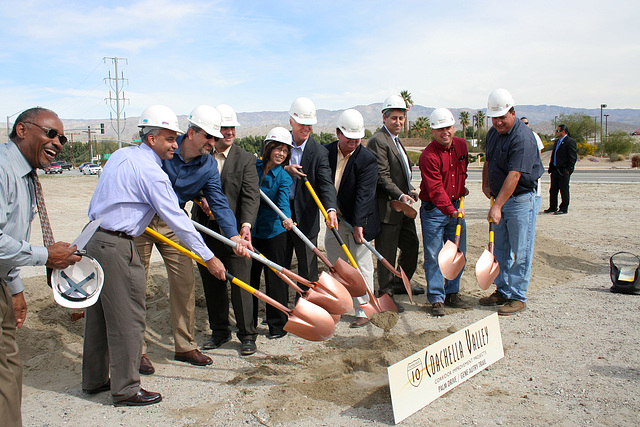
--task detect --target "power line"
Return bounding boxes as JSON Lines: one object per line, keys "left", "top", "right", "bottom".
{"left": 104, "top": 57, "right": 129, "bottom": 149}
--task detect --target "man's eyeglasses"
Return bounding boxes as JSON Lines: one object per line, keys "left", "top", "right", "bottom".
{"left": 522, "top": 121, "right": 529, "bottom": 125}
{"left": 24, "top": 122, "right": 68, "bottom": 145}
{"left": 197, "top": 129, "right": 220, "bottom": 141}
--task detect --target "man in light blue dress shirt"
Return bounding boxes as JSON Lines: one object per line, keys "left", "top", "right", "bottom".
{"left": 82, "top": 105, "right": 226, "bottom": 407}
{"left": 0, "top": 107, "right": 80, "bottom": 426}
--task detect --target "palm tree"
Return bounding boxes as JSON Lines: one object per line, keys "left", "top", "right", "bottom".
{"left": 400, "top": 90, "right": 414, "bottom": 136}
{"left": 411, "top": 116, "right": 430, "bottom": 139}
{"left": 477, "top": 111, "right": 486, "bottom": 130}
{"left": 459, "top": 111, "right": 470, "bottom": 140}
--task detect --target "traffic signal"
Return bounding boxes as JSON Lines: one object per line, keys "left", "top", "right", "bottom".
{"left": 100, "top": 123, "right": 105, "bottom": 134}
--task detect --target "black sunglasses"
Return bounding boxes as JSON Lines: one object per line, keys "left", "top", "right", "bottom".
{"left": 24, "top": 121, "right": 68, "bottom": 145}
{"left": 197, "top": 129, "right": 220, "bottom": 142}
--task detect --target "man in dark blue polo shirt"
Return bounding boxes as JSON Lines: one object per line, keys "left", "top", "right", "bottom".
{"left": 480, "top": 89, "right": 543, "bottom": 315}
{"left": 134, "top": 105, "right": 249, "bottom": 371}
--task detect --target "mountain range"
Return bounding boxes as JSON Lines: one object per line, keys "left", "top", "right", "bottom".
{"left": 3, "top": 103, "right": 639, "bottom": 143}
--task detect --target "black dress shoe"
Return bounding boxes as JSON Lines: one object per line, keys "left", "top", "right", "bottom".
{"left": 240, "top": 340, "right": 257, "bottom": 356}
{"left": 394, "top": 285, "right": 425, "bottom": 295}
{"left": 139, "top": 354, "right": 155, "bottom": 375}
{"left": 543, "top": 208, "right": 557, "bottom": 213}
{"left": 202, "top": 335, "right": 230, "bottom": 350}
{"left": 114, "top": 388, "right": 162, "bottom": 407}
{"left": 83, "top": 380, "right": 110, "bottom": 395}
{"left": 386, "top": 294, "right": 405, "bottom": 313}
{"left": 268, "top": 332, "right": 287, "bottom": 339}
{"left": 554, "top": 210, "right": 567, "bottom": 215}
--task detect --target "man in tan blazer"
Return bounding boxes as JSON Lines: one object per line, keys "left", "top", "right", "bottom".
{"left": 365, "top": 95, "right": 421, "bottom": 311}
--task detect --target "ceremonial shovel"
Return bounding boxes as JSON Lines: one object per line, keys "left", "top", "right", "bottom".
{"left": 475, "top": 197, "right": 500, "bottom": 290}
{"left": 144, "top": 227, "right": 335, "bottom": 341}
{"left": 257, "top": 190, "right": 368, "bottom": 299}
{"left": 302, "top": 177, "right": 398, "bottom": 315}
{"left": 190, "top": 220, "right": 352, "bottom": 316}
{"left": 337, "top": 215, "right": 414, "bottom": 304}
{"left": 437, "top": 196, "right": 466, "bottom": 280}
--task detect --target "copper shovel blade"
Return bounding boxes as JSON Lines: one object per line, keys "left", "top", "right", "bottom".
{"left": 399, "top": 266, "right": 413, "bottom": 304}
{"left": 438, "top": 240, "right": 466, "bottom": 280}
{"left": 283, "top": 297, "right": 335, "bottom": 341}
{"left": 306, "top": 272, "right": 353, "bottom": 315}
{"left": 389, "top": 200, "right": 417, "bottom": 219}
{"left": 475, "top": 249, "right": 500, "bottom": 290}
{"left": 333, "top": 258, "right": 369, "bottom": 297}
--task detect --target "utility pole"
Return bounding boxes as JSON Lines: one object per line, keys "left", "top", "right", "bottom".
{"left": 104, "top": 57, "right": 129, "bottom": 149}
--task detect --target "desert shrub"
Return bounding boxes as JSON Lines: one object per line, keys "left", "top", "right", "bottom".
{"left": 576, "top": 142, "right": 597, "bottom": 157}
{"left": 609, "top": 153, "right": 625, "bottom": 162}
{"left": 604, "top": 131, "right": 634, "bottom": 156}
{"left": 631, "top": 155, "right": 640, "bottom": 168}
{"left": 407, "top": 150, "right": 421, "bottom": 164}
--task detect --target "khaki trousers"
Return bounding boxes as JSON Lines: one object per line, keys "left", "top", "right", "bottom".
{"left": 134, "top": 215, "right": 197, "bottom": 353}
{"left": 324, "top": 226, "right": 373, "bottom": 318}
{"left": 0, "top": 283, "right": 22, "bottom": 427}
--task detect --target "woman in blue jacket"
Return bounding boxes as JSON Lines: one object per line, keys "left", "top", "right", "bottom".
{"left": 251, "top": 127, "right": 294, "bottom": 338}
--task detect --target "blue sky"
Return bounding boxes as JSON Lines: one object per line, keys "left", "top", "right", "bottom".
{"left": 1, "top": 0, "right": 638, "bottom": 121}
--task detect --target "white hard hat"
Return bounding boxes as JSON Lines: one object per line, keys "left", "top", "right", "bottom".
{"left": 51, "top": 254, "right": 104, "bottom": 309}
{"left": 381, "top": 95, "right": 408, "bottom": 113}
{"left": 487, "top": 88, "right": 516, "bottom": 118}
{"left": 289, "top": 97, "right": 317, "bottom": 125}
{"left": 265, "top": 126, "right": 293, "bottom": 147}
{"left": 337, "top": 109, "right": 365, "bottom": 139}
{"left": 188, "top": 105, "right": 223, "bottom": 138}
{"left": 429, "top": 108, "right": 456, "bottom": 129}
{"left": 216, "top": 104, "right": 241, "bottom": 127}
{"left": 138, "top": 105, "right": 183, "bottom": 133}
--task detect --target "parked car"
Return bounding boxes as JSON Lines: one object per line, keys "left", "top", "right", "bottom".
{"left": 44, "top": 164, "right": 63, "bottom": 174}
{"left": 79, "top": 162, "right": 93, "bottom": 173}
{"left": 51, "top": 161, "right": 73, "bottom": 170}
{"left": 83, "top": 164, "right": 102, "bottom": 175}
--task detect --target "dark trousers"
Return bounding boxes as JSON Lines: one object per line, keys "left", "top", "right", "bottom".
{"left": 197, "top": 229, "right": 257, "bottom": 342}
{"left": 375, "top": 216, "right": 419, "bottom": 295}
{"left": 549, "top": 171, "right": 571, "bottom": 212}
{"left": 83, "top": 230, "right": 146, "bottom": 402}
{"left": 251, "top": 233, "right": 288, "bottom": 336}
{"left": 285, "top": 200, "right": 319, "bottom": 283}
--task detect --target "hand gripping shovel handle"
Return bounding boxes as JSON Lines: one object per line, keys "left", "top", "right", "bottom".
{"left": 144, "top": 227, "right": 290, "bottom": 313}
{"left": 337, "top": 215, "right": 398, "bottom": 276}
{"left": 190, "top": 220, "right": 312, "bottom": 290}
{"left": 258, "top": 189, "right": 335, "bottom": 269}
{"left": 302, "top": 177, "right": 358, "bottom": 268}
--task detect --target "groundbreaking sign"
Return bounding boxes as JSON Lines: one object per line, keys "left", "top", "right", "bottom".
{"left": 387, "top": 313, "right": 504, "bottom": 424}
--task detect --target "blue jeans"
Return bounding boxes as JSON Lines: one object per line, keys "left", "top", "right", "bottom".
{"left": 420, "top": 200, "right": 466, "bottom": 304}
{"left": 493, "top": 191, "right": 538, "bottom": 302}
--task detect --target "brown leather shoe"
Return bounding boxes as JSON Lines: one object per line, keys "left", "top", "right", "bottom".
{"left": 174, "top": 349, "right": 213, "bottom": 366}
{"left": 431, "top": 302, "right": 446, "bottom": 317}
{"left": 498, "top": 299, "right": 526, "bottom": 315}
{"left": 444, "top": 293, "right": 471, "bottom": 309}
{"left": 139, "top": 354, "right": 155, "bottom": 375}
{"left": 114, "top": 388, "right": 162, "bottom": 407}
{"left": 478, "top": 291, "right": 508, "bottom": 306}
{"left": 350, "top": 317, "right": 369, "bottom": 328}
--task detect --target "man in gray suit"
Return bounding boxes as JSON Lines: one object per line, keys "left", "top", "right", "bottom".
{"left": 366, "top": 95, "right": 421, "bottom": 311}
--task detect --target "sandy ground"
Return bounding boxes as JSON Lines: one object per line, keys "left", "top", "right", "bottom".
{"left": 17, "top": 162, "right": 640, "bottom": 426}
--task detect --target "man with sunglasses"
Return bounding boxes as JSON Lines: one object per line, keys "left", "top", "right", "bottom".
{"left": 545, "top": 124, "right": 577, "bottom": 215}
{"left": 1, "top": 107, "right": 80, "bottom": 425}
{"left": 134, "top": 105, "right": 248, "bottom": 371}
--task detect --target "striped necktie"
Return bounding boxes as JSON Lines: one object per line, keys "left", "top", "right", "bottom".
{"left": 30, "top": 171, "right": 55, "bottom": 247}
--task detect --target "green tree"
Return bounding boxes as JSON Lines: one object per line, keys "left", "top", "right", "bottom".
{"left": 477, "top": 111, "right": 486, "bottom": 130}
{"left": 604, "top": 130, "right": 634, "bottom": 156}
{"left": 410, "top": 116, "right": 430, "bottom": 138}
{"left": 556, "top": 113, "right": 600, "bottom": 145}
{"left": 459, "top": 111, "right": 470, "bottom": 140}
{"left": 364, "top": 129, "right": 373, "bottom": 139}
{"left": 400, "top": 90, "right": 413, "bottom": 136}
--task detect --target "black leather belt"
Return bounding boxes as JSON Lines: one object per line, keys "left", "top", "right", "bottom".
{"left": 99, "top": 227, "right": 134, "bottom": 240}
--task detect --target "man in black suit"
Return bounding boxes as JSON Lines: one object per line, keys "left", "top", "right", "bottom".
{"left": 366, "top": 95, "right": 422, "bottom": 310}
{"left": 193, "top": 104, "right": 260, "bottom": 356}
{"left": 545, "top": 124, "right": 577, "bottom": 215}
{"left": 323, "top": 109, "right": 380, "bottom": 328}
{"left": 284, "top": 97, "right": 338, "bottom": 283}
